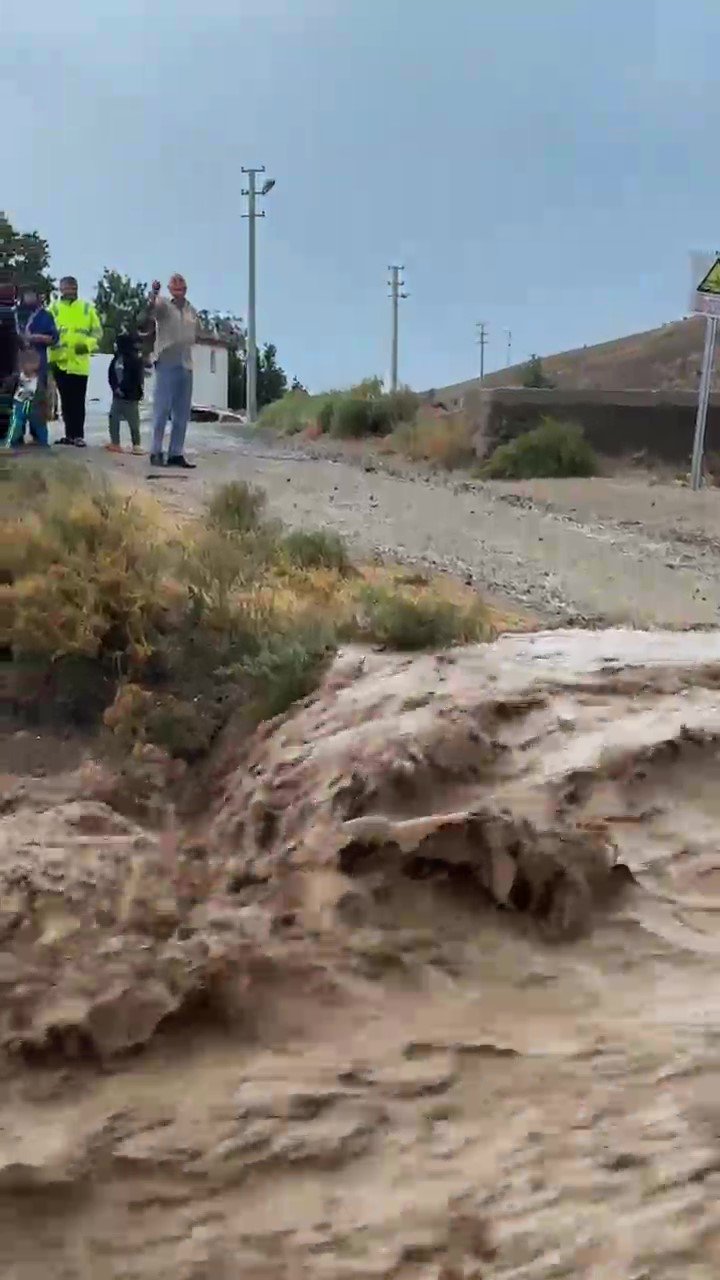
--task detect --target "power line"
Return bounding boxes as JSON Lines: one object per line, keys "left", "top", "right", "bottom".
{"left": 388, "top": 265, "right": 408, "bottom": 392}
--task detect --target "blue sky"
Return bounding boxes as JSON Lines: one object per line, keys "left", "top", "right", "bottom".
{"left": 3, "top": 0, "right": 719, "bottom": 389}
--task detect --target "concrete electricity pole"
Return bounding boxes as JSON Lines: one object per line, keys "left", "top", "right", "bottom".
{"left": 504, "top": 328, "right": 512, "bottom": 367}
{"left": 242, "top": 166, "right": 275, "bottom": 423}
{"left": 388, "top": 265, "right": 408, "bottom": 392}
{"left": 476, "top": 322, "right": 488, "bottom": 383}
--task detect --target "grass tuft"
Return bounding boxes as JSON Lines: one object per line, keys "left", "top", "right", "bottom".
{"left": 281, "top": 528, "right": 352, "bottom": 573}
{"left": 206, "top": 479, "right": 268, "bottom": 533}
{"left": 353, "top": 583, "right": 490, "bottom": 651}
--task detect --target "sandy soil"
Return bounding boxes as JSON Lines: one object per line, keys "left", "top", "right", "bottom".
{"left": 2, "top": 630, "right": 720, "bottom": 1278}
{"left": 88, "top": 432, "right": 720, "bottom": 627}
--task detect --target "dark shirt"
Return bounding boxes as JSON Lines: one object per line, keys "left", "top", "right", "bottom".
{"left": 25, "top": 307, "right": 59, "bottom": 381}
{"left": 108, "top": 349, "right": 144, "bottom": 402}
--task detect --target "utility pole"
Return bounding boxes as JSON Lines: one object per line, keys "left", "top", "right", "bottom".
{"left": 388, "top": 265, "right": 408, "bottom": 392}
{"left": 242, "top": 166, "right": 276, "bottom": 423}
{"left": 504, "top": 328, "right": 512, "bottom": 367}
{"left": 476, "top": 322, "right": 488, "bottom": 383}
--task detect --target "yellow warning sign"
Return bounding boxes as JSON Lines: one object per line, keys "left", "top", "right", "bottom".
{"left": 697, "top": 257, "right": 720, "bottom": 295}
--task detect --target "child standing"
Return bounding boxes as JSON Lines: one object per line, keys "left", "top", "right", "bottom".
{"left": 106, "top": 332, "right": 145, "bottom": 454}
{"left": 5, "top": 347, "right": 48, "bottom": 448}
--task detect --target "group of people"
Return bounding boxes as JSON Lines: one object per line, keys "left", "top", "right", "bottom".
{"left": 9, "top": 272, "right": 200, "bottom": 468}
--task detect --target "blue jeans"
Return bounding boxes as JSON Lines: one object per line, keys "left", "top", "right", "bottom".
{"left": 152, "top": 362, "right": 193, "bottom": 457}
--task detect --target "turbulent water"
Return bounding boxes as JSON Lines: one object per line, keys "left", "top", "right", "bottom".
{"left": 1, "top": 629, "right": 720, "bottom": 1278}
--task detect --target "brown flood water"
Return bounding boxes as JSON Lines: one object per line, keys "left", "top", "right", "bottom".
{"left": 1, "top": 628, "right": 720, "bottom": 1278}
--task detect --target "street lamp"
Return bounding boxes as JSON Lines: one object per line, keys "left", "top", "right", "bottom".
{"left": 242, "top": 166, "right": 275, "bottom": 423}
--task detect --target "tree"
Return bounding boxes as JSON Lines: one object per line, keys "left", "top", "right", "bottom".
{"left": 290, "top": 376, "right": 308, "bottom": 393}
{"left": 94, "top": 269, "right": 149, "bottom": 353}
{"left": 257, "top": 342, "right": 288, "bottom": 408}
{"left": 0, "top": 211, "right": 54, "bottom": 295}
{"left": 521, "top": 354, "right": 555, "bottom": 389}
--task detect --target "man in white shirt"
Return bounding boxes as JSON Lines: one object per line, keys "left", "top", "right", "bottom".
{"left": 146, "top": 273, "right": 199, "bottom": 468}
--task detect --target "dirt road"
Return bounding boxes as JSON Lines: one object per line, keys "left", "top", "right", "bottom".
{"left": 91, "top": 423, "right": 720, "bottom": 627}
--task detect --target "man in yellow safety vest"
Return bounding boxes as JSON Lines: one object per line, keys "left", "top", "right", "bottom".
{"left": 48, "top": 276, "right": 102, "bottom": 447}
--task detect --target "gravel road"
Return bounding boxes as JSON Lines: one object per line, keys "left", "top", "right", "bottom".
{"left": 85, "top": 416, "right": 720, "bottom": 627}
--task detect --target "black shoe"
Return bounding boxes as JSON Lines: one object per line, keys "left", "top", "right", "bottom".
{"left": 72, "top": 438, "right": 87, "bottom": 448}
{"left": 57, "top": 437, "right": 72, "bottom": 445}
{"left": 149, "top": 452, "right": 165, "bottom": 467}
{"left": 166, "top": 455, "right": 196, "bottom": 469}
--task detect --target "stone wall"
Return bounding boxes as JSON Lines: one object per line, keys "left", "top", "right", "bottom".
{"left": 443, "top": 388, "right": 720, "bottom": 465}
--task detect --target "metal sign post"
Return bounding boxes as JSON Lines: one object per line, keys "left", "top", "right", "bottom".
{"left": 690, "top": 315, "right": 718, "bottom": 491}
{"left": 688, "top": 251, "right": 720, "bottom": 490}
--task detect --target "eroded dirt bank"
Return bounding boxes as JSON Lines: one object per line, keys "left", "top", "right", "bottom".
{"left": 2, "top": 629, "right": 720, "bottom": 1278}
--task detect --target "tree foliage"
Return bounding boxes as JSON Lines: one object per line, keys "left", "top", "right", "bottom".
{"left": 257, "top": 342, "right": 288, "bottom": 409}
{"left": 521, "top": 354, "right": 555, "bottom": 389}
{"left": 0, "top": 211, "right": 54, "bottom": 295}
{"left": 94, "top": 269, "right": 149, "bottom": 353}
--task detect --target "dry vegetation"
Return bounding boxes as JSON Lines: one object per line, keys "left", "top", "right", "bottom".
{"left": 259, "top": 376, "right": 483, "bottom": 472}
{"left": 258, "top": 375, "right": 603, "bottom": 477}
{"left": 258, "top": 377, "right": 419, "bottom": 439}
{"left": 380, "top": 411, "right": 477, "bottom": 470}
{"left": 480, "top": 417, "right": 599, "bottom": 480}
{"left": 2, "top": 461, "right": 492, "bottom": 762}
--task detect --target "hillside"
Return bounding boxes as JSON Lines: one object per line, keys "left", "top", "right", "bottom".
{"left": 434, "top": 316, "right": 719, "bottom": 399}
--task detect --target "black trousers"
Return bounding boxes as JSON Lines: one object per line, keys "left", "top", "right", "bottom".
{"left": 54, "top": 369, "right": 88, "bottom": 441}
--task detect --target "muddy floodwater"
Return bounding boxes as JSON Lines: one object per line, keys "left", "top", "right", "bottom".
{"left": 2, "top": 628, "right": 720, "bottom": 1278}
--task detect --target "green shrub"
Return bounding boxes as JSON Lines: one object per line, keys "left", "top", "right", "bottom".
{"left": 316, "top": 400, "right": 335, "bottom": 434}
{"left": 350, "top": 376, "right": 384, "bottom": 400}
{"left": 257, "top": 391, "right": 320, "bottom": 435}
{"left": 354, "top": 586, "right": 487, "bottom": 651}
{"left": 207, "top": 480, "right": 268, "bottom": 533}
{"left": 258, "top": 378, "right": 417, "bottom": 440}
{"left": 385, "top": 388, "right": 420, "bottom": 424}
{"left": 481, "top": 418, "right": 598, "bottom": 480}
{"left": 282, "top": 528, "right": 351, "bottom": 573}
{"left": 237, "top": 622, "right": 337, "bottom": 719}
{"left": 331, "top": 397, "right": 393, "bottom": 439}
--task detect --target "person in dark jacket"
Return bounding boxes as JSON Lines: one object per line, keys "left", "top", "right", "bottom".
{"left": 20, "top": 290, "right": 58, "bottom": 444}
{"left": 106, "top": 332, "right": 145, "bottom": 454}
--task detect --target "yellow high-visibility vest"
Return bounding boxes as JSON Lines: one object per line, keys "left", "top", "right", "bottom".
{"left": 48, "top": 298, "right": 102, "bottom": 376}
